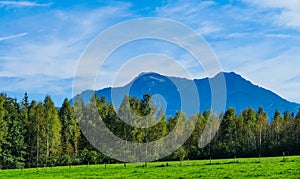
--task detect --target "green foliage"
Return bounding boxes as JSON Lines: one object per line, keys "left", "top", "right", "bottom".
{"left": 0, "top": 94, "right": 8, "bottom": 168}
{"left": 0, "top": 92, "right": 300, "bottom": 169}
{"left": 43, "top": 96, "right": 62, "bottom": 166}
{"left": 0, "top": 96, "right": 26, "bottom": 169}
{"left": 59, "top": 98, "right": 80, "bottom": 165}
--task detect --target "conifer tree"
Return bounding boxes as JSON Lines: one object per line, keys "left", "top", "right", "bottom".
{"left": 59, "top": 98, "right": 80, "bottom": 165}
{"left": 0, "top": 94, "right": 8, "bottom": 168}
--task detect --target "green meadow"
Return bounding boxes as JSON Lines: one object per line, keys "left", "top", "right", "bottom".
{"left": 0, "top": 156, "right": 299, "bottom": 178}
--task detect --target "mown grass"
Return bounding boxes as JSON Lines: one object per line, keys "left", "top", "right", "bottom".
{"left": 0, "top": 156, "right": 299, "bottom": 178}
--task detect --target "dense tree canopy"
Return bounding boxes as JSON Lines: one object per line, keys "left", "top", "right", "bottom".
{"left": 0, "top": 92, "right": 299, "bottom": 169}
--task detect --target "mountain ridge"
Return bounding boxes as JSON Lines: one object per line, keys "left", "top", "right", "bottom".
{"left": 72, "top": 72, "right": 300, "bottom": 119}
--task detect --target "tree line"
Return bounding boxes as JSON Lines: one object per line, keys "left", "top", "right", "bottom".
{"left": 0, "top": 92, "right": 299, "bottom": 169}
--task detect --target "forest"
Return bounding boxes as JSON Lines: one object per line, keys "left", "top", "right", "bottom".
{"left": 0, "top": 92, "right": 299, "bottom": 169}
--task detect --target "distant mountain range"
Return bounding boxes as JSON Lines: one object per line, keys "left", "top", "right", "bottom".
{"left": 72, "top": 72, "right": 300, "bottom": 119}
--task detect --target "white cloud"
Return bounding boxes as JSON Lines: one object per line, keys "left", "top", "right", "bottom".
{"left": 243, "top": 0, "right": 300, "bottom": 29}
{"left": 96, "top": 54, "right": 193, "bottom": 89}
{"left": 156, "top": 0, "right": 222, "bottom": 36}
{"left": 227, "top": 33, "right": 249, "bottom": 38}
{"left": 1, "top": 4, "right": 133, "bottom": 77}
{"left": 210, "top": 24, "right": 300, "bottom": 102}
{"left": 0, "top": 1, "right": 50, "bottom": 7}
{"left": 0, "top": 32, "right": 27, "bottom": 41}
{"left": 1, "top": 0, "right": 300, "bottom": 105}
{"left": 197, "top": 21, "right": 222, "bottom": 36}
{"left": 265, "top": 33, "right": 291, "bottom": 38}
{"left": 226, "top": 45, "right": 300, "bottom": 103}
{"left": 0, "top": 3, "right": 134, "bottom": 102}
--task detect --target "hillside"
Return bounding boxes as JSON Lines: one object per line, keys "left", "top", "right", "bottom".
{"left": 72, "top": 72, "right": 300, "bottom": 119}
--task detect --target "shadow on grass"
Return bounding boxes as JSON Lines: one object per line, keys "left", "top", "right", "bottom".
{"left": 205, "top": 161, "right": 240, "bottom": 165}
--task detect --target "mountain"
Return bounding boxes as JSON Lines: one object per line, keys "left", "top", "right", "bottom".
{"left": 72, "top": 72, "right": 300, "bottom": 119}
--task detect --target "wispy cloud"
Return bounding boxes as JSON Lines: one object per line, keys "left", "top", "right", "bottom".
{"left": 265, "top": 33, "right": 291, "bottom": 38}
{"left": 0, "top": 2, "right": 134, "bottom": 103}
{"left": 241, "top": 46, "right": 300, "bottom": 103}
{"left": 0, "top": 32, "right": 28, "bottom": 41}
{"left": 0, "top": 1, "right": 50, "bottom": 7}
{"left": 156, "top": 0, "right": 222, "bottom": 36}
{"left": 154, "top": 0, "right": 300, "bottom": 104}
{"left": 1, "top": 0, "right": 300, "bottom": 105}
{"left": 242, "top": 0, "right": 300, "bottom": 29}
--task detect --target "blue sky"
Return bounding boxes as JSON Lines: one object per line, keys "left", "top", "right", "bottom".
{"left": 1, "top": 0, "right": 300, "bottom": 106}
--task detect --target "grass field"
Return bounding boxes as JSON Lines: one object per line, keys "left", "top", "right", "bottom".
{"left": 0, "top": 156, "right": 299, "bottom": 178}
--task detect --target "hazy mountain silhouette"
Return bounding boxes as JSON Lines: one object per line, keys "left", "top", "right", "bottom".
{"left": 72, "top": 72, "right": 300, "bottom": 119}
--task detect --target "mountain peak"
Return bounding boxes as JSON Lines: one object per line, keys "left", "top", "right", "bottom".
{"left": 221, "top": 71, "right": 243, "bottom": 78}
{"left": 73, "top": 71, "right": 300, "bottom": 119}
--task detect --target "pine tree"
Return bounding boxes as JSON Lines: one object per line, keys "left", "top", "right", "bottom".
{"left": 219, "top": 108, "right": 236, "bottom": 157}
{"left": 1, "top": 97, "right": 26, "bottom": 169}
{"left": 59, "top": 98, "right": 81, "bottom": 165}
{"left": 21, "top": 93, "right": 31, "bottom": 167}
{"left": 0, "top": 94, "right": 8, "bottom": 169}
{"left": 295, "top": 110, "right": 300, "bottom": 154}
{"left": 187, "top": 113, "right": 204, "bottom": 159}
{"left": 26, "top": 100, "right": 37, "bottom": 167}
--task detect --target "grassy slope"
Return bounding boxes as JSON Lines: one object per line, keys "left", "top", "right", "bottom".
{"left": 0, "top": 156, "right": 299, "bottom": 178}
